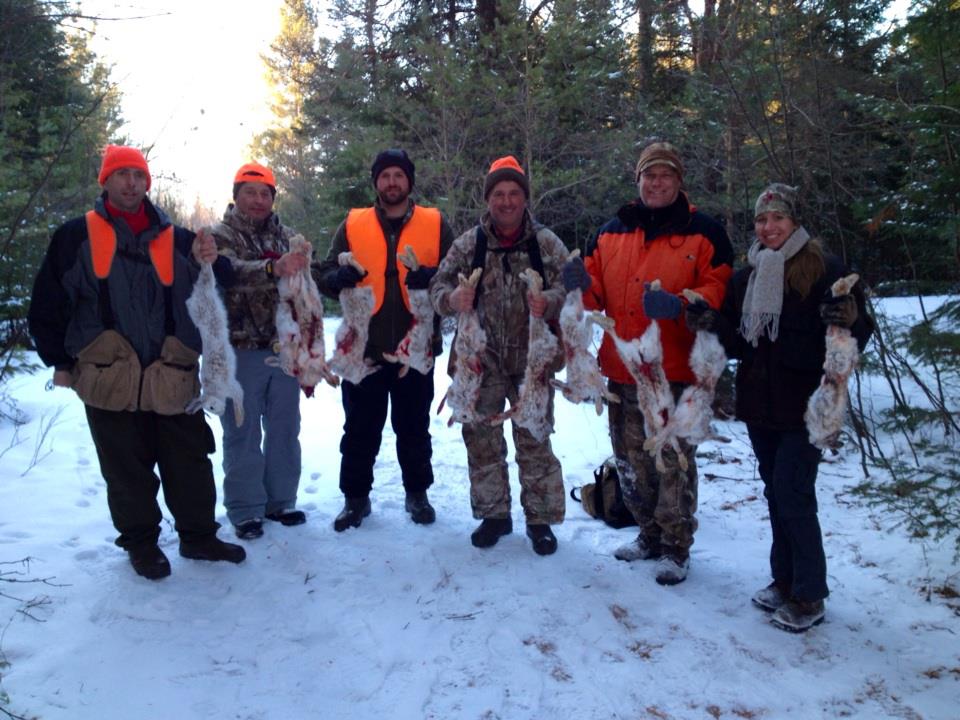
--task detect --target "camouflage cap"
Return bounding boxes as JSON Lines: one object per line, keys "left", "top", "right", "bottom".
{"left": 754, "top": 183, "right": 799, "bottom": 219}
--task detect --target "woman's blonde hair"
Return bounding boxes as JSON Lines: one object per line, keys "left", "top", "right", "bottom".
{"left": 784, "top": 237, "right": 825, "bottom": 299}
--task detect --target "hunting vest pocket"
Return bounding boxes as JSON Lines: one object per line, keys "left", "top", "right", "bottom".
{"left": 71, "top": 330, "right": 141, "bottom": 412}
{"left": 139, "top": 336, "right": 200, "bottom": 416}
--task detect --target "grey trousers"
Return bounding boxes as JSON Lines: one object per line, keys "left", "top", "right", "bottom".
{"left": 222, "top": 349, "right": 302, "bottom": 525}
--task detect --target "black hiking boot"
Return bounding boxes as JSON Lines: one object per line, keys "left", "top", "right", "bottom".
{"left": 405, "top": 491, "right": 436, "bottom": 525}
{"left": 470, "top": 517, "right": 513, "bottom": 548}
{"left": 265, "top": 509, "right": 307, "bottom": 527}
{"left": 333, "top": 497, "right": 371, "bottom": 532}
{"left": 179, "top": 536, "right": 246, "bottom": 564}
{"left": 234, "top": 519, "right": 264, "bottom": 540}
{"left": 526, "top": 524, "right": 558, "bottom": 556}
{"left": 128, "top": 544, "right": 171, "bottom": 580}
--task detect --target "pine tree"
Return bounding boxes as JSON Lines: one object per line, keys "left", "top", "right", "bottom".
{"left": 252, "top": 0, "right": 331, "bottom": 252}
{"left": 0, "top": 1, "right": 120, "bottom": 404}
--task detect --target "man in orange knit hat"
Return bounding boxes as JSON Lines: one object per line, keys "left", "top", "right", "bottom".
{"left": 28, "top": 145, "right": 246, "bottom": 580}
{"left": 315, "top": 149, "right": 455, "bottom": 532}
{"left": 431, "top": 155, "right": 569, "bottom": 556}
{"left": 207, "top": 162, "right": 312, "bottom": 540}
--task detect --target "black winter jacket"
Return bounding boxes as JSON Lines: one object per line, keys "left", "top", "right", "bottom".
{"left": 28, "top": 195, "right": 231, "bottom": 369}
{"left": 315, "top": 201, "right": 454, "bottom": 362}
{"left": 716, "top": 249, "right": 874, "bottom": 431}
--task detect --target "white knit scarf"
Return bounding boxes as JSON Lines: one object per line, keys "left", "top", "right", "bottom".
{"left": 740, "top": 226, "right": 810, "bottom": 346}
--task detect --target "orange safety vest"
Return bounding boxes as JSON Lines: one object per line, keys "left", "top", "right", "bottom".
{"left": 345, "top": 206, "right": 441, "bottom": 314}
{"left": 85, "top": 210, "right": 175, "bottom": 286}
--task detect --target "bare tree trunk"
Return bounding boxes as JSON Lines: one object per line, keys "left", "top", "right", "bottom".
{"left": 447, "top": 0, "right": 459, "bottom": 41}
{"left": 477, "top": 0, "right": 498, "bottom": 34}
{"left": 364, "top": 0, "right": 378, "bottom": 87}
{"left": 636, "top": 0, "right": 655, "bottom": 94}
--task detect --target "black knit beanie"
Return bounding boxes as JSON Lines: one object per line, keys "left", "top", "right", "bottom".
{"left": 371, "top": 149, "right": 415, "bottom": 189}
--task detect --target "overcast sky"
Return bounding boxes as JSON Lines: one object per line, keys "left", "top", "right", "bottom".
{"left": 77, "top": 0, "right": 285, "bottom": 210}
{"left": 75, "top": 0, "right": 912, "bottom": 212}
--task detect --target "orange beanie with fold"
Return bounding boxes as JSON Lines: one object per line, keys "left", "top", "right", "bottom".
{"left": 98, "top": 145, "right": 151, "bottom": 190}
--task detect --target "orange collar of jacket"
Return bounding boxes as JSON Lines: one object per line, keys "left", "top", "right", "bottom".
{"left": 85, "top": 210, "right": 175, "bottom": 286}
{"left": 345, "top": 205, "right": 441, "bottom": 314}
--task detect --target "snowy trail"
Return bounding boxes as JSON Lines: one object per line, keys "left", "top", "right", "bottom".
{"left": 0, "top": 314, "right": 957, "bottom": 720}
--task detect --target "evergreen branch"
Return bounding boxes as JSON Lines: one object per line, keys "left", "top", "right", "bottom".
{"left": 0, "top": 90, "right": 109, "bottom": 258}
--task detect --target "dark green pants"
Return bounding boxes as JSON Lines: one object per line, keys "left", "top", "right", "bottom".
{"left": 85, "top": 406, "right": 220, "bottom": 549}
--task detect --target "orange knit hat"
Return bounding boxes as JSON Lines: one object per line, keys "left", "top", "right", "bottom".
{"left": 233, "top": 162, "right": 276, "bottom": 189}
{"left": 98, "top": 145, "right": 151, "bottom": 190}
{"left": 484, "top": 155, "right": 529, "bottom": 199}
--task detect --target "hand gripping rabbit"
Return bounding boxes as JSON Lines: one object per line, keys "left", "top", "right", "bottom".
{"left": 603, "top": 281, "right": 687, "bottom": 473}
{"left": 327, "top": 252, "right": 379, "bottom": 385}
{"left": 551, "top": 251, "right": 619, "bottom": 414}
{"left": 185, "top": 260, "right": 245, "bottom": 426}
{"left": 442, "top": 268, "right": 486, "bottom": 426}
{"left": 645, "top": 289, "right": 726, "bottom": 459}
{"left": 383, "top": 245, "right": 435, "bottom": 377}
{"left": 805, "top": 273, "right": 861, "bottom": 449}
{"left": 269, "top": 234, "right": 338, "bottom": 396}
{"left": 489, "top": 268, "right": 558, "bottom": 442}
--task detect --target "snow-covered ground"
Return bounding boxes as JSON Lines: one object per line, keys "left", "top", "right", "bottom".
{"left": 0, "top": 298, "right": 957, "bottom": 720}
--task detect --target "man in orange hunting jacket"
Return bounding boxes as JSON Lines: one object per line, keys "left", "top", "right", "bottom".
{"left": 562, "top": 141, "right": 733, "bottom": 585}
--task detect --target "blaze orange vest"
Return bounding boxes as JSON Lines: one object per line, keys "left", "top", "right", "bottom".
{"left": 85, "top": 210, "right": 175, "bottom": 286}
{"left": 345, "top": 206, "right": 441, "bottom": 314}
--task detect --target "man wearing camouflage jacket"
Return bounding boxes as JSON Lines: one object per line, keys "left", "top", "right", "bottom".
{"left": 430, "top": 156, "right": 569, "bottom": 556}
{"left": 209, "top": 163, "right": 310, "bottom": 540}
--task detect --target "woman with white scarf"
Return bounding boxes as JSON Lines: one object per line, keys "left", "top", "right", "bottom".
{"left": 685, "top": 184, "right": 873, "bottom": 632}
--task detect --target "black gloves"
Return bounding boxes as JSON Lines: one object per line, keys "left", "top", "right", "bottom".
{"left": 684, "top": 299, "right": 721, "bottom": 333}
{"left": 405, "top": 266, "right": 437, "bottom": 290}
{"left": 561, "top": 257, "right": 592, "bottom": 292}
{"left": 820, "top": 293, "right": 858, "bottom": 328}
{"left": 329, "top": 264, "right": 365, "bottom": 292}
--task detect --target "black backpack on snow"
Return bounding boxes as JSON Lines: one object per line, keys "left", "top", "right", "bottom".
{"left": 570, "top": 457, "right": 637, "bottom": 529}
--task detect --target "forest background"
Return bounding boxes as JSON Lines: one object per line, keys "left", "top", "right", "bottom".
{"left": 0, "top": 0, "right": 957, "bottom": 555}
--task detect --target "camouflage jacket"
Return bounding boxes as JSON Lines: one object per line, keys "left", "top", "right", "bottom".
{"left": 210, "top": 204, "right": 298, "bottom": 349}
{"left": 431, "top": 210, "right": 568, "bottom": 376}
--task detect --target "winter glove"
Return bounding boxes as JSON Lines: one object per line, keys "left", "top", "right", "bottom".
{"left": 642, "top": 284, "right": 682, "bottom": 320}
{"left": 684, "top": 299, "right": 720, "bottom": 334}
{"left": 329, "top": 264, "right": 365, "bottom": 292}
{"left": 405, "top": 266, "right": 437, "bottom": 290}
{"left": 819, "top": 293, "right": 857, "bottom": 328}
{"left": 561, "top": 257, "right": 592, "bottom": 292}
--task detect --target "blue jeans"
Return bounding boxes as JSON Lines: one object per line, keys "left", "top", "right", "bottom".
{"left": 222, "top": 349, "right": 302, "bottom": 524}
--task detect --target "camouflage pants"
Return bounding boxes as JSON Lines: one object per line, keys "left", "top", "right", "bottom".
{"left": 462, "top": 367, "right": 565, "bottom": 524}
{"left": 607, "top": 380, "right": 698, "bottom": 557}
